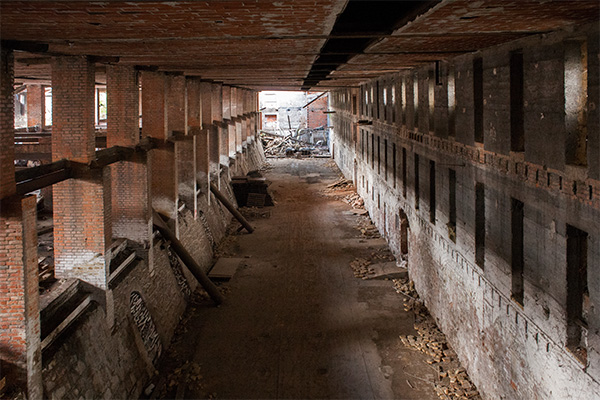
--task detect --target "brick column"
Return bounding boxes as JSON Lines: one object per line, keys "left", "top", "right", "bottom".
{"left": 210, "top": 83, "right": 222, "bottom": 181}
{"left": 141, "top": 71, "right": 178, "bottom": 232}
{"left": 1, "top": 48, "right": 16, "bottom": 198}
{"left": 26, "top": 84, "right": 44, "bottom": 131}
{"left": 198, "top": 81, "right": 212, "bottom": 204}
{"left": 167, "top": 74, "right": 187, "bottom": 135}
{"left": 52, "top": 56, "right": 111, "bottom": 289}
{"left": 166, "top": 75, "right": 194, "bottom": 213}
{"left": 0, "top": 196, "right": 43, "bottom": 399}
{"left": 186, "top": 77, "right": 202, "bottom": 217}
{"left": 107, "top": 65, "right": 150, "bottom": 246}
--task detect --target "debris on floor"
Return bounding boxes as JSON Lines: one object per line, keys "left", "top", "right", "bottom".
{"left": 356, "top": 217, "right": 381, "bottom": 238}
{"left": 239, "top": 206, "right": 272, "bottom": 220}
{"left": 350, "top": 258, "right": 375, "bottom": 279}
{"left": 261, "top": 131, "right": 329, "bottom": 158}
{"left": 322, "top": 176, "right": 364, "bottom": 209}
{"left": 394, "top": 277, "right": 483, "bottom": 400}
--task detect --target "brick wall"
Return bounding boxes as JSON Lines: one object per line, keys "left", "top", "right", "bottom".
{"left": 1, "top": 48, "right": 15, "bottom": 198}
{"left": 330, "top": 22, "right": 600, "bottom": 400}
{"left": 107, "top": 65, "right": 149, "bottom": 246}
{"left": 26, "top": 85, "right": 44, "bottom": 130}
{"left": 107, "top": 65, "right": 139, "bottom": 147}
{"left": 307, "top": 92, "right": 328, "bottom": 129}
{"left": 0, "top": 196, "right": 42, "bottom": 398}
{"left": 52, "top": 56, "right": 112, "bottom": 289}
{"left": 51, "top": 56, "right": 95, "bottom": 163}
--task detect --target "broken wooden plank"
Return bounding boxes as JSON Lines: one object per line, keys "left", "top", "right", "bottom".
{"left": 208, "top": 258, "right": 244, "bottom": 280}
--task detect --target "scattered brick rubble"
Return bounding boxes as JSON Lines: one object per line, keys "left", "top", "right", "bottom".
{"left": 323, "top": 177, "right": 364, "bottom": 209}
{"left": 393, "top": 277, "right": 483, "bottom": 400}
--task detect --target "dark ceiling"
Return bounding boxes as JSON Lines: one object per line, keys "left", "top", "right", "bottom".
{"left": 1, "top": 0, "right": 598, "bottom": 90}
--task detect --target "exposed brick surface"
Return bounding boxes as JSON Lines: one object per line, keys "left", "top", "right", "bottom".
{"left": 51, "top": 56, "right": 95, "bottom": 163}
{"left": 167, "top": 75, "right": 186, "bottom": 135}
{"left": 331, "top": 22, "right": 600, "bottom": 400}
{"left": 53, "top": 170, "right": 111, "bottom": 289}
{"left": 186, "top": 77, "right": 201, "bottom": 133}
{"left": 0, "top": 196, "right": 42, "bottom": 398}
{"left": 26, "top": 84, "right": 44, "bottom": 130}
{"left": 141, "top": 71, "right": 168, "bottom": 140}
{"left": 1, "top": 48, "right": 15, "bottom": 198}
{"left": 107, "top": 65, "right": 139, "bottom": 147}
{"left": 307, "top": 92, "right": 328, "bottom": 129}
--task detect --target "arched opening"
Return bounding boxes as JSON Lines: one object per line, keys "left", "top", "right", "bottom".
{"left": 399, "top": 209, "right": 410, "bottom": 257}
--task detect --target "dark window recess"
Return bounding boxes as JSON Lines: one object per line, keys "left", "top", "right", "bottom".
{"left": 511, "top": 198, "right": 524, "bottom": 305}
{"left": 510, "top": 50, "right": 524, "bottom": 152}
{"left": 377, "top": 136, "right": 381, "bottom": 174}
{"left": 371, "top": 133, "right": 375, "bottom": 169}
{"left": 393, "top": 143, "right": 397, "bottom": 188}
{"left": 475, "top": 182, "right": 485, "bottom": 269}
{"left": 400, "top": 209, "right": 409, "bottom": 255}
{"left": 448, "top": 169, "right": 456, "bottom": 242}
{"left": 402, "top": 147, "right": 407, "bottom": 197}
{"left": 352, "top": 95, "right": 357, "bottom": 115}
{"left": 384, "top": 139, "right": 388, "bottom": 181}
{"left": 429, "top": 160, "right": 436, "bottom": 223}
{"left": 376, "top": 81, "right": 381, "bottom": 120}
{"left": 414, "top": 154, "right": 420, "bottom": 210}
{"left": 401, "top": 79, "right": 407, "bottom": 126}
{"left": 566, "top": 225, "right": 589, "bottom": 364}
{"left": 473, "top": 57, "right": 484, "bottom": 143}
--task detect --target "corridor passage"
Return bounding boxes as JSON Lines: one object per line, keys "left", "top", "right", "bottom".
{"left": 161, "top": 159, "right": 439, "bottom": 399}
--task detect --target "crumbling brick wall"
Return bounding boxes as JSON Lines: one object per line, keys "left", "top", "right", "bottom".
{"left": 330, "top": 22, "right": 600, "bottom": 400}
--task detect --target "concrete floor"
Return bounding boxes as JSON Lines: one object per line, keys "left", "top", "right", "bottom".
{"left": 159, "top": 158, "right": 439, "bottom": 399}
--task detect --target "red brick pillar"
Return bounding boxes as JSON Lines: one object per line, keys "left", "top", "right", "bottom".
{"left": 198, "top": 82, "right": 212, "bottom": 203}
{"left": 210, "top": 83, "right": 222, "bottom": 186}
{"left": 141, "top": 71, "right": 178, "bottom": 232}
{"left": 107, "top": 65, "right": 150, "bottom": 246}
{"left": 166, "top": 75, "right": 194, "bottom": 214}
{"left": 1, "top": 48, "right": 16, "bottom": 198}
{"left": 26, "top": 84, "right": 44, "bottom": 131}
{"left": 52, "top": 56, "right": 111, "bottom": 289}
{"left": 186, "top": 77, "right": 202, "bottom": 217}
{"left": 0, "top": 196, "right": 43, "bottom": 399}
{"left": 167, "top": 74, "right": 187, "bottom": 135}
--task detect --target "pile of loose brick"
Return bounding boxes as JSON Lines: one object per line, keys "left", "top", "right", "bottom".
{"left": 349, "top": 258, "right": 375, "bottom": 279}
{"left": 394, "top": 278, "right": 482, "bottom": 400}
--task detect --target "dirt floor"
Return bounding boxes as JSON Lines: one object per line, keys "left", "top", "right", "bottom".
{"left": 149, "top": 158, "right": 448, "bottom": 399}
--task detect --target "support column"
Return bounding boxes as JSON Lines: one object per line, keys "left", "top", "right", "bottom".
{"left": 141, "top": 71, "right": 177, "bottom": 233}
{"left": 0, "top": 48, "right": 42, "bottom": 399}
{"left": 167, "top": 75, "right": 194, "bottom": 214}
{"left": 106, "top": 65, "right": 150, "bottom": 247}
{"left": 186, "top": 77, "right": 203, "bottom": 217}
{"left": 198, "top": 81, "right": 212, "bottom": 204}
{"left": 52, "top": 56, "right": 111, "bottom": 289}
{"left": 210, "top": 83, "right": 223, "bottom": 187}
{"left": 0, "top": 196, "right": 43, "bottom": 399}
{"left": 1, "top": 48, "right": 16, "bottom": 198}
{"left": 26, "top": 84, "right": 44, "bottom": 131}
